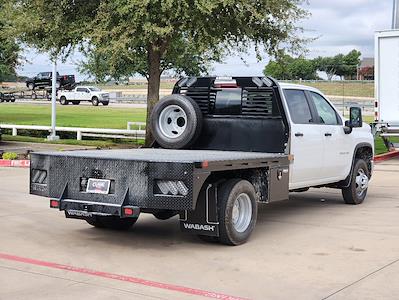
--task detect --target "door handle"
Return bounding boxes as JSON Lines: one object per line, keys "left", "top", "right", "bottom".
{"left": 325, "top": 133, "right": 332, "bottom": 137}
{"left": 295, "top": 133, "right": 304, "bottom": 137}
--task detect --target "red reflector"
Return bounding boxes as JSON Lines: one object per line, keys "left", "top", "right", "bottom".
{"left": 214, "top": 83, "right": 238, "bottom": 88}
{"left": 201, "top": 160, "right": 209, "bottom": 168}
{"left": 50, "top": 200, "right": 59, "bottom": 208}
{"left": 124, "top": 208, "right": 134, "bottom": 216}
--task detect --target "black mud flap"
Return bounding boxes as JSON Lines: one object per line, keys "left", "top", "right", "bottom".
{"left": 179, "top": 183, "right": 219, "bottom": 237}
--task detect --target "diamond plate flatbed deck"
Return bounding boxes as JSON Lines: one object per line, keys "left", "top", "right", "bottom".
{"left": 36, "top": 148, "right": 287, "bottom": 164}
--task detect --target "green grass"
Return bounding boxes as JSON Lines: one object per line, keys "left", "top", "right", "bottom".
{"left": 2, "top": 134, "right": 144, "bottom": 147}
{"left": 0, "top": 104, "right": 146, "bottom": 129}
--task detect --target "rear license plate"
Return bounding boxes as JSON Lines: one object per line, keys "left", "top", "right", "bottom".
{"left": 86, "top": 178, "right": 111, "bottom": 194}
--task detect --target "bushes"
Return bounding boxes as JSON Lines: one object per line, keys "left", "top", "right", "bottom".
{"left": 2, "top": 152, "right": 18, "bottom": 160}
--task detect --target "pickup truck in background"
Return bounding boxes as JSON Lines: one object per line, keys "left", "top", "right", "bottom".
{"left": 57, "top": 86, "right": 110, "bottom": 106}
{"left": 25, "top": 72, "right": 75, "bottom": 90}
{"left": 30, "top": 77, "right": 374, "bottom": 245}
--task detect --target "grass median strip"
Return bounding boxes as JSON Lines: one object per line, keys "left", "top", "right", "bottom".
{"left": 0, "top": 104, "right": 146, "bottom": 129}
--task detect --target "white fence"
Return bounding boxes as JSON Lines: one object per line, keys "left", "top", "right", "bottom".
{"left": 0, "top": 122, "right": 146, "bottom": 141}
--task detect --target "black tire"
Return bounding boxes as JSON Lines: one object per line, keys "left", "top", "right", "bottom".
{"left": 153, "top": 210, "right": 177, "bottom": 220}
{"left": 72, "top": 101, "right": 80, "bottom": 105}
{"left": 85, "top": 216, "right": 138, "bottom": 230}
{"left": 92, "top": 96, "right": 99, "bottom": 106}
{"left": 150, "top": 95, "right": 202, "bottom": 149}
{"left": 102, "top": 101, "right": 109, "bottom": 106}
{"left": 342, "top": 159, "right": 370, "bottom": 205}
{"left": 218, "top": 179, "right": 258, "bottom": 246}
{"left": 59, "top": 96, "right": 69, "bottom": 105}
{"left": 11, "top": 99, "right": 15, "bottom": 103}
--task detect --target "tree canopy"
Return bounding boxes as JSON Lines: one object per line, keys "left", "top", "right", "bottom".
{"left": 0, "top": 2, "right": 20, "bottom": 82}
{"left": 8, "top": 0, "right": 309, "bottom": 143}
{"left": 264, "top": 55, "right": 318, "bottom": 80}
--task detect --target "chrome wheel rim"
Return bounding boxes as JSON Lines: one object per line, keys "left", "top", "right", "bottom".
{"left": 355, "top": 168, "right": 369, "bottom": 197}
{"left": 231, "top": 193, "right": 252, "bottom": 233}
{"left": 158, "top": 105, "right": 187, "bottom": 139}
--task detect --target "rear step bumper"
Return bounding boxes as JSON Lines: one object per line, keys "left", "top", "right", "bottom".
{"left": 50, "top": 198, "right": 140, "bottom": 219}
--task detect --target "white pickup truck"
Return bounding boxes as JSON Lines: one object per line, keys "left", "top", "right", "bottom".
{"left": 58, "top": 86, "right": 110, "bottom": 106}
{"left": 31, "top": 77, "right": 374, "bottom": 245}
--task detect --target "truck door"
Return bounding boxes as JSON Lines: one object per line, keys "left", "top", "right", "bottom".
{"left": 283, "top": 89, "right": 324, "bottom": 189}
{"left": 76, "top": 87, "right": 86, "bottom": 100}
{"left": 306, "top": 91, "right": 351, "bottom": 181}
{"left": 83, "top": 88, "right": 92, "bottom": 101}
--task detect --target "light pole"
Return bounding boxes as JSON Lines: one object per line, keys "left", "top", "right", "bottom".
{"left": 393, "top": 0, "right": 399, "bottom": 29}
{"left": 47, "top": 59, "right": 60, "bottom": 141}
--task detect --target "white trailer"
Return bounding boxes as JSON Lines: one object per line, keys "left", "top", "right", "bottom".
{"left": 374, "top": 30, "right": 399, "bottom": 149}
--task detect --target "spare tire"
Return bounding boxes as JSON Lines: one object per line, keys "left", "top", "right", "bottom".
{"left": 150, "top": 95, "right": 202, "bottom": 149}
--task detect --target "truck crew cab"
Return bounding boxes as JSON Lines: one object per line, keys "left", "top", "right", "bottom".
{"left": 57, "top": 86, "right": 110, "bottom": 106}
{"left": 29, "top": 77, "right": 374, "bottom": 245}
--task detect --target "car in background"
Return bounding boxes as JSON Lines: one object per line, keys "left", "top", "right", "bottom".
{"left": 26, "top": 72, "right": 75, "bottom": 90}
{"left": 0, "top": 92, "right": 16, "bottom": 103}
{"left": 57, "top": 86, "right": 110, "bottom": 106}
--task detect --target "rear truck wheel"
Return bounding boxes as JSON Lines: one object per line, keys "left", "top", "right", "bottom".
{"left": 150, "top": 95, "right": 202, "bottom": 149}
{"left": 27, "top": 83, "right": 35, "bottom": 90}
{"left": 11, "top": 99, "right": 15, "bottom": 103}
{"left": 102, "top": 101, "right": 109, "bottom": 106}
{"left": 92, "top": 96, "right": 99, "bottom": 106}
{"left": 153, "top": 210, "right": 177, "bottom": 220}
{"left": 72, "top": 101, "right": 80, "bottom": 105}
{"left": 59, "top": 96, "right": 69, "bottom": 105}
{"left": 342, "top": 159, "right": 370, "bottom": 205}
{"left": 218, "top": 179, "right": 258, "bottom": 246}
{"left": 85, "top": 216, "right": 138, "bottom": 230}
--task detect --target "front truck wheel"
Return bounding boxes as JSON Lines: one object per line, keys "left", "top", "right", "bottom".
{"left": 342, "top": 159, "right": 370, "bottom": 205}
{"left": 86, "top": 216, "right": 138, "bottom": 230}
{"left": 217, "top": 179, "right": 258, "bottom": 246}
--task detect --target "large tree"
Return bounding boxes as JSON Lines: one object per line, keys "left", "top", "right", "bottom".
{"left": 90, "top": 0, "right": 308, "bottom": 142}
{"left": 0, "top": 2, "right": 20, "bottom": 82}
{"left": 9, "top": 0, "right": 308, "bottom": 143}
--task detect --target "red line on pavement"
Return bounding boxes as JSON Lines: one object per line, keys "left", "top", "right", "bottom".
{"left": 0, "top": 252, "right": 247, "bottom": 300}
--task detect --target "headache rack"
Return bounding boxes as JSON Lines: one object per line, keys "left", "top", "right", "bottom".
{"left": 172, "top": 76, "right": 282, "bottom": 117}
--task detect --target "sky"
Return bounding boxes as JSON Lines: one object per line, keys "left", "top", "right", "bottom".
{"left": 17, "top": 0, "right": 393, "bottom": 80}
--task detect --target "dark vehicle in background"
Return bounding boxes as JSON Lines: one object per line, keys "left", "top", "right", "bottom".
{"left": 0, "top": 92, "right": 16, "bottom": 103}
{"left": 25, "top": 72, "right": 75, "bottom": 90}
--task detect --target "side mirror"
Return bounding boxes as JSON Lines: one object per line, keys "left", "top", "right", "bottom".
{"left": 344, "top": 120, "right": 353, "bottom": 134}
{"left": 349, "top": 106, "right": 363, "bottom": 128}
{"left": 343, "top": 107, "right": 363, "bottom": 134}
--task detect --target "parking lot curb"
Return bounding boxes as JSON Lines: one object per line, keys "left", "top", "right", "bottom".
{"left": 374, "top": 151, "right": 399, "bottom": 163}
{"left": 0, "top": 160, "right": 30, "bottom": 167}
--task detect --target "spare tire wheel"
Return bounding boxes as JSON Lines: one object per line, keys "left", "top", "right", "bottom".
{"left": 150, "top": 95, "right": 203, "bottom": 149}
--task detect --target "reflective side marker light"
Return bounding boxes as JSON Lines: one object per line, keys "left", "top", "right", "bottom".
{"left": 50, "top": 199, "right": 59, "bottom": 208}
{"left": 201, "top": 160, "right": 209, "bottom": 168}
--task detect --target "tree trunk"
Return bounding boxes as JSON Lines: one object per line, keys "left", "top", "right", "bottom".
{"left": 145, "top": 46, "right": 162, "bottom": 146}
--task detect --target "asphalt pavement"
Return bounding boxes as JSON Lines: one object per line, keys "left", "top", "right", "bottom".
{"left": 0, "top": 159, "right": 398, "bottom": 299}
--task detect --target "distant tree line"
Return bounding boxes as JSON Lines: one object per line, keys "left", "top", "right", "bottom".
{"left": 264, "top": 49, "right": 362, "bottom": 80}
